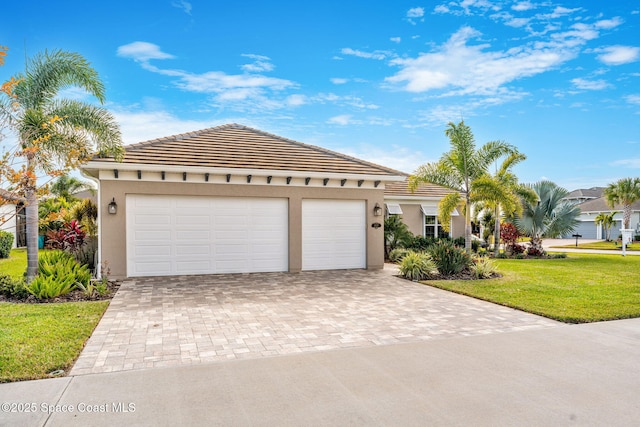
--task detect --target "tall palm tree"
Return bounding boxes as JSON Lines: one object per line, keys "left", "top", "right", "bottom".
{"left": 0, "top": 50, "right": 123, "bottom": 280}
{"left": 409, "top": 120, "right": 516, "bottom": 253}
{"left": 603, "top": 177, "right": 640, "bottom": 230}
{"left": 515, "top": 181, "right": 580, "bottom": 252}
{"left": 50, "top": 174, "right": 94, "bottom": 202}
{"left": 594, "top": 211, "right": 618, "bottom": 241}
{"left": 473, "top": 152, "right": 537, "bottom": 256}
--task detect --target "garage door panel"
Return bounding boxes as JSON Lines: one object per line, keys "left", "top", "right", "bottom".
{"left": 302, "top": 199, "right": 366, "bottom": 271}
{"left": 127, "top": 195, "right": 288, "bottom": 277}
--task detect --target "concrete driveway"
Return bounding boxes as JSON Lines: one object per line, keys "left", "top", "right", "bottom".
{"left": 71, "top": 267, "right": 558, "bottom": 375}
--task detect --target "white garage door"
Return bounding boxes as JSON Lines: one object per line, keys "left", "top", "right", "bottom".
{"left": 302, "top": 199, "right": 366, "bottom": 270}
{"left": 126, "top": 195, "right": 288, "bottom": 277}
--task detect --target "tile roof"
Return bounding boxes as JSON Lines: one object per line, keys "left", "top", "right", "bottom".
{"left": 384, "top": 178, "right": 453, "bottom": 198}
{"left": 564, "top": 187, "right": 605, "bottom": 200}
{"left": 94, "top": 123, "right": 404, "bottom": 176}
{"left": 577, "top": 197, "right": 640, "bottom": 213}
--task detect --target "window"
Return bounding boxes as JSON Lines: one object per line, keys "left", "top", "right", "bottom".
{"left": 424, "top": 215, "right": 448, "bottom": 238}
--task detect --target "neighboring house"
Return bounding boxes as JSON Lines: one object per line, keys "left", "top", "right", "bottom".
{"left": 563, "top": 187, "right": 605, "bottom": 205}
{"left": 0, "top": 188, "right": 25, "bottom": 248}
{"left": 82, "top": 124, "right": 405, "bottom": 279}
{"left": 563, "top": 197, "right": 640, "bottom": 239}
{"left": 383, "top": 179, "right": 464, "bottom": 239}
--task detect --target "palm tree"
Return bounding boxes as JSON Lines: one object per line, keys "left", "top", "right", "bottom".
{"left": 0, "top": 50, "right": 123, "bottom": 280}
{"left": 409, "top": 120, "right": 516, "bottom": 253}
{"left": 473, "top": 152, "right": 538, "bottom": 256}
{"left": 515, "top": 181, "right": 580, "bottom": 253}
{"left": 594, "top": 211, "right": 618, "bottom": 241}
{"left": 50, "top": 174, "right": 94, "bottom": 202}
{"left": 384, "top": 215, "right": 413, "bottom": 258}
{"left": 603, "top": 178, "right": 640, "bottom": 230}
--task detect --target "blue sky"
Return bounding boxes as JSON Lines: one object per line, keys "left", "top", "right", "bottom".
{"left": 1, "top": 0, "right": 639, "bottom": 190}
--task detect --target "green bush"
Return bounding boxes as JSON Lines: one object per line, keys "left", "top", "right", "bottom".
{"left": 0, "top": 274, "right": 28, "bottom": 299}
{"left": 406, "top": 236, "right": 438, "bottom": 251}
{"left": 0, "top": 230, "right": 14, "bottom": 259}
{"left": 428, "top": 240, "right": 472, "bottom": 275}
{"left": 471, "top": 257, "right": 498, "bottom": 279}
{"left": 389, "top": 247, "right": 411, "bottom": 263}
{"left": 398, "top": 251, "right": 438, "bottom": 281}
{"left": 25, "top": 250, "right": 91, "bottom": 300}
{"left": 452, "top": 237, "right": 466, "bottom": 247}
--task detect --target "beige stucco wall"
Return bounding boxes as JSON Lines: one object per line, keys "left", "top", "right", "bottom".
{"left": 99, "top": 179, "right": 385, "bottom": 279}
{"left": 392, "top": 203, "right": 464, "bottom": 239}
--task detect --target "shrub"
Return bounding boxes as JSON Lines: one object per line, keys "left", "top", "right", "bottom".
{"left": 0, "top": 274, "right": 28, "bottom": 299}
{"left": 526, "top": 246, "right": 545, "bottom": 257}
{"left": 500, "top": 222, "right": 521, "bottom": 254}
{"left": 0, "top": 230, "right": 13, "bottom": 258}
{"left": 428, "top": 240, "right": 472, "bottom": 275}
{"left": 471, "top": 239, "right": 480, "bottom": 253}
{"left": 511, "top": 243, "right": 526, "bottom": 255}
{"left": 25, "top": 250, "right": 91, "bottom": 300}
{"left": 389, "top": 247, "right": 411, "bottom": 263}
{"left": 406, "top": 235, "right": 438, "bottom": 251}
{"left": 452, "top": 237, "right": 466, "bottom": 248}
{"left": 471, "top": 257, "right": 498, "bottom": 279}
{"left": 398, "top": 251, "right": 438, "bottom": 281}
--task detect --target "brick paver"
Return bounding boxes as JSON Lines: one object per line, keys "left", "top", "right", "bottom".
{"left": 71, "top": 267, "right": 559, "bottom": 375}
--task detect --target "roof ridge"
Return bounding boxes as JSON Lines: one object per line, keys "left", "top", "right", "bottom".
{"left": 124, "top": 123, "right": 241, "bottom": 150}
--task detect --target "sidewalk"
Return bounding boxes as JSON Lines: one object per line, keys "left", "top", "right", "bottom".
{"left": 2, "top": 318, "right": 639, "bottom": 426}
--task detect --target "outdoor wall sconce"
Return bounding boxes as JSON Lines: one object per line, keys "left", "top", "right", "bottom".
{"left": 373, "top": 203, "right": 382, "bottom": 217}
{"left": 108, "top": 198, "right": 117, "bottom": 215}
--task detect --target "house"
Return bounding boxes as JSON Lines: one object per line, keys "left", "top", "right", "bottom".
{"left": 566, "top": 197, "right": 640, "bottom": 239}
{"left": 0, "top": 188, "right": 25, "bottom": 249}
{"left": 82, "top": 124, "right": 405, "bottom": 279}
{"left": 383, "top": 179, "right": 464, "bottom": 239}
{"left": 563, "top": 187, "right": 605, "bottom": 205}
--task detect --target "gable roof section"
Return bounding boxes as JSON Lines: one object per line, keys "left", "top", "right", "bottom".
{"left": 577, "top": 197, "right": 640, "bottom": 213}
{"left": 384, "top": 178, "right": 452, "bottom": 199}
{"left": 92, "top": 123, "right": 403, "bottom": 176}
{"left": 564, "top": 187, "right": 605, "bottom": 200}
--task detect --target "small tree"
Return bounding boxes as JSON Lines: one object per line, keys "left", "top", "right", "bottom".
{"left": 594, "top": 211, "right": 618, "bottom": 241}
{"left": 384, "top": 215, "right": 413, "bottom": 258}
{"left": 500, "top": 222, "right": 521, "bottom": 254}
{"left": 604, "top": 178, "right": 640, "bottom": 230}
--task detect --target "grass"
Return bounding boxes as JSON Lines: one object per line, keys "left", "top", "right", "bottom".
{"left": 0, "top": 248, "right": 27, "bottom": 280}
{"left": 424, "top": 253, "right": 640, "bottom": 323}
{"left": 0, "top": 301, "right": 109, "bottom": 382}
{"left": 553, "top": 240, "right": 640, "bottom": 251}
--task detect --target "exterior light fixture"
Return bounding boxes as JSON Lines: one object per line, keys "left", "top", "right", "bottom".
{"left": 108, "top": 198, "right": 117, "bottom": 215}
{"left": 373, "top": 203, "right": 382, "bottom": 217}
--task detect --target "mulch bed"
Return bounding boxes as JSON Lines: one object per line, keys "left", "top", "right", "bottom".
{"left": 0, "top": 281, "right": 120, "bottom": 304}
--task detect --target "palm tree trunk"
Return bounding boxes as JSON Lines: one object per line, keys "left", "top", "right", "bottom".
{"left": 493, "top": 206, "right": 501, "bottom": 257}
{"left": 465, "top": 194, "right": 471, "bottom": 254}
{"left": 25, "top": 157, "right": 39, "bottom": 281}
{"left": 623, "top": 205, "right": 631, "bottom": 229}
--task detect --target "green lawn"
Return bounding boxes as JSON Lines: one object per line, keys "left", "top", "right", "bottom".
{"left": 0, "top": 248, "right": 27, "bottom": 280}
{"left": 424, "top": 253, "right": 640, "bottom": 323}
{"left": 553, "top": 240, "right": 640, "bottom": 252}
{"left": 0, "top": 301, "right": 109, "bottom": 382}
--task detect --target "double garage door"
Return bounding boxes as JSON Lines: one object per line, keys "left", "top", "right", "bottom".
{"left": 126, "top": 195, "right": 366, "bottom": 277}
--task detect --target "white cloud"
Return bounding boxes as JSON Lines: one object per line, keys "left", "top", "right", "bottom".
{"left": 286, "top": 94, "right": 307, "bottom": 106}
{"left": 512, "top": 1, "right": 535, "bottom": 12}
{"left": 327, "top": 115, "right": 355, "bottom": 125}
{"left": 171, "top": 0, "right": 192, "bottom": 15}
{"left": 339, "top": 145, "right": 426, "bottom": 174}
{"left": 571, "top": 78, "right": 610, "bottom": 90}
{"left": 330, "top": 78, "right": 349, "bottom": 85}
{"left": 611, "top": 158, "right": 640, "bottom": 168}
{"left": 595, "top": 46, "right": 640, "bottom": 65}
{"left": 240, "top": 54, "right": 275, "bottom": 72}
{"left": 595, "top": 17, "right": 623, "bottom": 29}
{"left": 117, "top": 42, "right": 175, "bottom": 62}
{"left": 341, "top": 47, "right": 387, "bottom": 60}
{"left": 626, "top": 95, "right": 640, "bottom": 105}
{"left": 407, "top": 7, "right": 425, "bottom": 18}
{"left": 385, "top": 26, "right": 574, "bottom": 96}
{"left": 390, "top": 37, "right": 402, "bottom": 43}
{"left": 434, "top": 5, "right": 450, "bottom": 14}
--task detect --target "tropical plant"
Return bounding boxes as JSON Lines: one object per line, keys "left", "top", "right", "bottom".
{"left": 50, "top": 175, "right": 93, "bottom": 202}
{"left": 594, "top": 211, "right": 619, "bottom": 241}
{"left": 0, "top": 230, "right": 13, "bottom": 258}
{"left": 603, "top": 178, "right": 640, "bottom": 230}
{"left": 470, "top": 257, "right": 498, "bottom": 279}
{"left": 500, "top": 222, "right": 521, "bottom": 254}
{"left": 0, "top": 274, "right": 28, "bottom": 299}
{"left": 473, "top": 152, "right": 537, "bottom": 256}
{"left": 398, "top": 251, "right": 439, "bottom": 281}
{"left": 70, "top": 198, "right": 98, "bottom": 237}
{"left": 427, "top": 239, "right": 472, "bottom": 275}
{"left": 514, "top": 181, "right": 580, "bottom": 254}
{"left": 388, "top": 247, "right": 412, "bottom": 263}
{"left": 409, "top": 120, "right": 517, "bottom": 253}
{"left": 384, "top": 215, "right": 413, "bottom": 258}
{"left": 0, "top": 50, "right": 123, "bottom": 281}
{"left": 25, "top": 250, "right": 91, "bottom": 299}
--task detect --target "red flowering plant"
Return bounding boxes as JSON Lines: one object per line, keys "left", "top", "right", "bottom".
{"left": 500, "top": 222, "right": 522, "bottom": 256}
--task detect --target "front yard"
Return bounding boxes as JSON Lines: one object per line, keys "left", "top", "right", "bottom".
{"left": 553, "top": 240, "right": 640, "bottom": 252}
{"left": 424, "top": 253, "right": 640, "bottom": 323}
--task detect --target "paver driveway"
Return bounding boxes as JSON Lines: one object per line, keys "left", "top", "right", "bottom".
{"left": 71, "top": 267, "right": 559, "bottom": 375}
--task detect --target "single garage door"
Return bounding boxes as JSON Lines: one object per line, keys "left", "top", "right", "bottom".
{"left": 126, "top": 195, "right": 288, "bottom": 277}
{"left": 302, "top": 199, "right": 366, "bottom": 270}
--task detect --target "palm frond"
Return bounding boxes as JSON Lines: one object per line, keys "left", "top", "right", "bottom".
{"left": 438, "top": 192, "right": 462, "bottom": 232}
